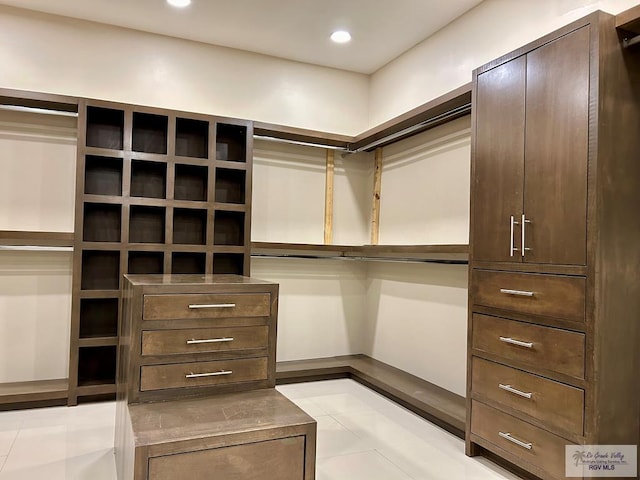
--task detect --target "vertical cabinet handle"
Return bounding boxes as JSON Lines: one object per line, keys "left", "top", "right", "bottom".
{"left": 509, "top": 216, "right": 520, "bottom": 257}
{"left": 521, "top": 214, "right": 531, "bottom": 257}
{"left": 499, "top": 432, "right": 533, "bottom": 450}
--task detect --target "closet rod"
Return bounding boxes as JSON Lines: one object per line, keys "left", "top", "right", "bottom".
{"left": 251, "top": 253, "right": 467, "bottom": 265}
{"left": 0, "top": 104, "right": 78, "bottom": 118}
{"left": 0, "top": 245, "right": 74, "bottom": 252}
{"left": 253, "top": 134, "right": 348, "bottom": 151}
{"left": 349, "top": 103, "right": 472, "bottom": 153}
{"left": 623, "top": 35, "right": 640, "bottom": 48}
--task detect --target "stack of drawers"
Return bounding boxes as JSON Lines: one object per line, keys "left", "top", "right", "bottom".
{"left": 115, "top": 274, "right": 316, "bottom": 480}
{"left": 468, "top": 270, "right": 586, "bottom": 480}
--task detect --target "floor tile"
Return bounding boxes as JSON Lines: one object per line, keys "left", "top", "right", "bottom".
{"left": 0, "top": 429, "right": 18, "bottom": 457}
{"left": 0, "top": 456, "right": 6, "bottom": 471}
{"left": 317, "top": 450, "right": 413, "bottom": 480}
{"left": 286, "top": 397, "right": 329, "bottom": 418}
{"left": 314, "top": 415, "right": 374, "bottom": 459}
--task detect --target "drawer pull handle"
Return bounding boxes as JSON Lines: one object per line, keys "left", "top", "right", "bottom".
{"left": 499, "top": 432, "right": 533, "bottom": 450}
{"left": 185, "top": 370, "right": 233, "bottom": 379}
{"left": 499, "top": 336, "right": 534, "bottom": 348}
{"left": 186, "top": 337, "right": 234, "bottom": 345}
{"left": 499, "top": 383, "right": 532, "bottom": 399}
{"left": 499, "top": 288, "right": 534, "bottom": 297}
{"left": 188, "top": 303, "right": 236, "bottom": 309}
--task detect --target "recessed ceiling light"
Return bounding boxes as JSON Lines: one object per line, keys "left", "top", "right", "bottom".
{"left": 330, "top": 30, "right": 352, "bottom": 44}
{"left": 167, "top": 0, "right": 191, "bottom": 7}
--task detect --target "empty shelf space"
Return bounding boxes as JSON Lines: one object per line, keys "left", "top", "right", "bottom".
{"left": 130, "top": 160, "right": 167, "bottom": 199}
{"left": 171, "top": 251, "right": 206, "bottom": 274}
{"left": 129, "top": 206, "right": 166, "bottom": 244}
{"left": 216, "top": 123, "right": 246, "bottom": 162}
{"left": 214, "top": 210, "right": 244, "bottom": 246}
{"left": 173, "top": 208, "right": 207, "bottom": 245}
{"left": 176, "top": 117, "right": 209, "bottom": 158}
{"left": 86, "top": 106, "right": 124, "bottom": 150}
{"left": 83, "top": 203, "right": 121, "bottom": 243}
{"left": 79, "top": 298, "right": 119, "bottom": 338}
{"left": 81, "top": 250, "right": 120, "bottom": 290}
{"left": 215, "top": 168, "right": 246, "bottom": 204}
{"left": 174, "top": 164, "right": 208, "bottom": 201}
{"left": 128, "top": 251, "right": 164, "bottom": 274}
{"left": 276, "top": 354, "right": 466, "bottom": 438}
{"left": 77, "top": 346, "right": 117, "bottom": 387}
{"left": 132, "top": 112, "right": 168, "bottom": 154}
{"left": 212, "top": 252, "right": 244, "bottom": 274}
{"left": 84, "top": 156, "right": 123, "bottom": 196}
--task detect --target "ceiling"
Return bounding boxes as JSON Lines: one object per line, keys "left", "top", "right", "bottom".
{"left": 0, "top": 0, "right": 483, "bottom": 74}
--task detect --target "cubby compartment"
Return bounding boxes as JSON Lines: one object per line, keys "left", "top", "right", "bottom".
{"left": 128, "top": 251, "right": 164, "bottom": 274}
{"left": 216, "top": 123, "right": 246, "bottom": 162}
{"left": 79, "top": 298, "right": 119, "bottom": 338}
{"left": 174, "top": 164, "right": 208, "bottom": 201}
{"left": 173, "top": 208, "right": 207, "bottom": 245}
{"left": 213, "top": 253, "right": 244, "bottom": 275}
{"left": 129, "top": 206, "right": 166, "bottom": 244}
{"left": 215, "top": 168, "right": 246, "bottom": 204}
{"left": 132, "top": 112, "right": 168, "bottom": 154}
{"left": 131, "top": 160, "right": 167, "bottom": 199}
{"left": 78, "top": 346, "right": 117, "bottom": 386}
{"left": 172, "top": 252, "right": 206, "bottom": 274}
{"left": 176, "top": 117, "right": 209, "bottom": 158}
{"left": 84, "top": 156, "right": 123, "bottom": 196}
{"left": 83, "top": 203, "right": 121, "bottom": 243}
{"left": 86, "top": 106, "right": 124, "bottom": 150}
{"left": 81, "top": 250, "right": 120, "bottom": 290}
{"left": 214, "top": 211, "right": 245, "bottom": 245}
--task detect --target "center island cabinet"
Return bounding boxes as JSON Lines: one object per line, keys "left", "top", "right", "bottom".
{"left": 115, "top": 274, "right": 316, "bottom": 480}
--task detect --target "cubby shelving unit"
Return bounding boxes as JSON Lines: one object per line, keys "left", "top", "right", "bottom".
{"left": 69, "top": 100, "right": 253, "bottom": 405}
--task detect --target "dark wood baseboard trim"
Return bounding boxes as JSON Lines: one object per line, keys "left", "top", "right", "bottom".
{"left": 276, "top": 354, "right": 466, "bottom": 438}
{"left": 0, "top": 379, "right": 68, "bottom": 410}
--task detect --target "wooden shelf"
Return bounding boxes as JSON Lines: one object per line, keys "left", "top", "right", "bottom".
{"left": 253, "top": 83, "right": 472, "bottom": 152}
{"left": 616, "top": 4, "right": 640, "bottom": 34}
{"left": 251, "top": 242, "right": 468, "bottom": 263}
{"left": 0, "top": 379, "right": 68, "bottom": 409}
{"left": 276, "top": 354, "right": 466, "bottom": 438}
{"left": 0, "top": 230, "right": 74, "bottom": 248}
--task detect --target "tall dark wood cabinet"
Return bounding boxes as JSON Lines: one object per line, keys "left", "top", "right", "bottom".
{"left": 69, "top": 100, "right": 253, "bottom": 405}
{"left": 467, "top": 11, "right": 640, "bottom": 480}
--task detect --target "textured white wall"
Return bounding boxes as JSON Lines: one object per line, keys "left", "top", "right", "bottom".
{"left": 0, "top": 5, "right": 369, "bottom": 135}
{"left": 369, "top": 0, "right": 640, "bottom": 126}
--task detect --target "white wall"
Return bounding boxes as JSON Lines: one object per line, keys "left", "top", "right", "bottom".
{"left": 0, "top": 251, "right": 72, "bottom": 382}
{"left": 251, "top": 258, "right": 368, "bottom": 362}
{"left": 369, "top": 0, "right": 640, "bottom": 126}
{"left": 378, "top": 116, "right": 470, "bottom": 245}
{"left": 0, "top": 5, "right": 368, "bottom": 135}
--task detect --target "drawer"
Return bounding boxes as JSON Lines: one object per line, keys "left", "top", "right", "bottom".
{"left": 140, "top": 357, "right": 268, "bottom": 391}
{"left": 143, "top": 293, "right": 270, "bottom": 320}
{"left": 472, "top": 357, "right": 584, "bottom": 435}
{"left": 471, "top": 401, "right": 573, "bottom": 480}
{"left": 148, "top": 436, "right": 305, "bottom": 480}
{"left": 472, "top": 314, "right": 585, "bottom": 378}
{"left": 472, "top": 270, "right": 585, "bottom": 322}
{"left": 141, "top": 326, "right": 269, "bottom": 356}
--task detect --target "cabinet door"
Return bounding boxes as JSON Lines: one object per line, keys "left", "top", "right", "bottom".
{"left": 472, "top": 56, "right": 526, "bottom": 263}
{"left": 523, "top": 27, "right": 589, "bottom": 265}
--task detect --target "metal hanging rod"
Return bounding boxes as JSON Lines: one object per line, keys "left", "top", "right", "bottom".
{"left": 0, "top": 245, "right": 74, "bottom": 252}
{"left": 349, "top": 103, "right": 472, "bottom": 153}
{"left": 0, "top": 104, "right": 78, "bottom": 118}
{"left": 253, "top": 134, "right": 348, "bottom": 151}
{"left": 623, "top": 35, "right": 640, "bottom": 48}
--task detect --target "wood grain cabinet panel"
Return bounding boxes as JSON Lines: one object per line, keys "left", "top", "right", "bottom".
{"left": 141, "top": 326, "right": 268, "bottom": 356}
{"left": 140, "top": 357, "right": 268, "bottom": 391}
{"left": 471, "top": 357, "right": 584, "bottom": 435}
{"left": 143, "top": 293, "right": 270, "bottom": 320}
{"left": 472, "top": 314, "right": 585, "bottom": 379}
{"left": 472, "top": 270, "right": 585, "bottom": 323}
{"left": 471, "top": 401, "right": 573, "bottom": 480}
{"left": 148, "top": 436, "right": 305, "bottom": 480}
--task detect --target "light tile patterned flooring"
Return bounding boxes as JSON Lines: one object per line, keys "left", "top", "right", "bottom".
{"left": 0, "top": 379, "right": 522, "bottom": 479}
